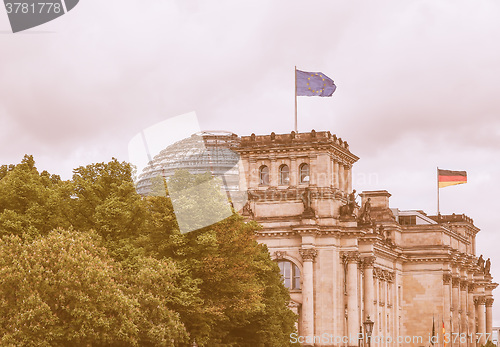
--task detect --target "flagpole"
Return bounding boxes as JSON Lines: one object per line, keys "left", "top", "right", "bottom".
{"left": 437, "top": 167, "right": 440, "bottom": 216}
{"left": 294, "top": 66, "right": 298, "bottom": 132}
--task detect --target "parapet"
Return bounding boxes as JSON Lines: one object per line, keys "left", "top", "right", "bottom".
{"left": 429, "top": 213, "right": 474, "bottom": 225}
{"left": 239, "top": 130, "right": 351, "bottom": 151}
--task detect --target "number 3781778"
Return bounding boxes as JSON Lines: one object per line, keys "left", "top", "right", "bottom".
{"left": 5, "top": 3, "right": 62, "bottom": 14}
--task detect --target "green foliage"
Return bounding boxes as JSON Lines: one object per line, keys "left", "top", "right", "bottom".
{"left": 0, "top": 156, "right": 297, "bottom": 346}
{"left": 0, "top": 155, "right": 69, "bottom": 238}
{"left": 481, "top": 341, "right": 496, "bottom": 347}
{"left": 0, "top": 229, "right": 188, "bottom": 346}
{"left": 67, "top": 158, "right": 147, "bottom": 263}
{"left": 167, "top": 170, "right": 232, "bottom": 233}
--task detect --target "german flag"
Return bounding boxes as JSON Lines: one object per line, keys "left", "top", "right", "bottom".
{"left": 438, "top": 169, "right": 467, "bottom": 188}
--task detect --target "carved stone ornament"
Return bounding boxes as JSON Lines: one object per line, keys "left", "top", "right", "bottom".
{"left": 361, "top": 256, "right": 376, "bottom": 268}
{"left": 443, "top": 273, "right": 452, "bottom": 284}
{"left": 300, "top": 248, "right": 317, "bottom": 262}
{"left": 372, "top": 267, "right": 394, "bottom": 282}
{"left": 274, "top": 251, "right": 287, "bottom": 260}
{"left": 485, "top": 298, "right": 494, "bottom": 307}
{"left": 468, "top": 283, "right": 476, "bottom": 292}
{"left": 460, "top": 281, "right": 469, "bottom": 291}
{"left": 475, "top": 296, "right": 486, "bottom": 305}
{"left": 342, "top": 251, "right": 360, "bottom": 264}
{"left": 452, "top": 277, "right": 460, "bottom": 287}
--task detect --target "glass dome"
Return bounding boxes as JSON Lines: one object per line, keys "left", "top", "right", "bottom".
{"left": 135, "top": 131, "right": 241, "bottom": 196}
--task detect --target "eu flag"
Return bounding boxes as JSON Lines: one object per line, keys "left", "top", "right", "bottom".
{"left": 296, "top": 70, "right": 336, "bottom": 97}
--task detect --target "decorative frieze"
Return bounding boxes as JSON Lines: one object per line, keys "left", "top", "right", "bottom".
{"left": 300, "top": 248, "right": 317, "bottom": 262}
{"left": 373, "top": 267, "right": 395, "bottom": 282}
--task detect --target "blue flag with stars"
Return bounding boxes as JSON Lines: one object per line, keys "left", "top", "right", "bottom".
{"left": 296, "top": 70, "right": 336, "bottom": 97}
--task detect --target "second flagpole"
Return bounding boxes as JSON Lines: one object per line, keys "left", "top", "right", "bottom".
{"left": 294, "top": 66, "right": 298, "bottom": 132}
{"left": 437, "top": 167, "right": 440, "bottom": 216}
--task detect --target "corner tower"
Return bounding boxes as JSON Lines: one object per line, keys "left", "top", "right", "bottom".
{"left": 236, "top": 130, "right": 359, "bottom": 224}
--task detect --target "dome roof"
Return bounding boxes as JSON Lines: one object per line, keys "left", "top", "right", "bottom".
{"left": 136, "top": 132, "right": 241, "bottom": 196}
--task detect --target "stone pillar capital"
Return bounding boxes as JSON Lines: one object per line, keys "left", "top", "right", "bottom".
{"left": 300, "top": 248, "right": 317, "bottom": 262}
{"left": 485, "top": 298, "right": 494, "bottom": 307}
{"left": 361, "top": 256, "right": 376, "bottom": 268}
{"left": 452, "top": 277, "right": 461, "bottom": 287}
{"left": 460, "top": 281, "right": 469, "bottom": 291}
{"left": 443, "top": 273, "right": 452, "bottom": 284}
{"left": 468, "top": 283, "right": 476, "bottom": 292}
{"left": 342, "top": 251, "right": 360, "bottom": 264}
{"left": 475, "top": 296, "right": 486, "bottom": 305}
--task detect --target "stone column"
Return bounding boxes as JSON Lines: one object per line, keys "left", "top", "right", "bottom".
{"left": 344, "top": 252, "right": 360, "bottom": 346}
{"left": 362, "top": 256, "right": 376, "bottom": 322}
{"left": 452, "top": 277, "right": 460, "bottom": 335}
{"left": 486, "top": 298, "right": 493, "bottom": 340}
{"left": 468, "top": 284, "right": 476, "bottom": 347}
{"left": 249, "top": 159, "right": 257, "bottom": 188}
{"left": 309, "top": 156, "right": 317, "bottom": 186}
{"left": 452, "top": 278, "right": 460, "bottom": 334}
{"left": 270, "top": 158, "right": 277, "bottom": 186}
{"left": 300, "top": 248, "right": 317, "bottom": 342}
{"left": 443, "top": 274, "right": 452, "bottom": 336}
{"left": 346, "top": 165, "right": 352, "bottom": 193}
{"left": 339, "top": 164, "right": 345, "bottom": 193}
{"left": 477, "top": 296, "right": 486, "bottom": 345}
{"left": 290, "top": 157, "right": 297, "bottom": 186}
{"left": 460, "top": 281, "right": 468, "bottom": 347}
{"left": 333, "top": 160, "right": 340, "bottom": 189}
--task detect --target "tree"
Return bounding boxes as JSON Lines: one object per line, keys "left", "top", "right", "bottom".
{"left": 0, "top": 157, "right": 298, "bottom": 346}
{"left": 0, "top": 229, "right": 189, "bottom": 346}
{"left": 141, "top": 170, "right": 297, "bottom": 346}
{"left": 0, "top": 155, "right": 69, "bottom": 238}
{"left": 67, "top": 158, "right": 147, "bottom": 263}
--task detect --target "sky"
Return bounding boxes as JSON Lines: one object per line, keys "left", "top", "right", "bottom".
{"left": 2, "top": 0, "right": 500, "bottom": 326}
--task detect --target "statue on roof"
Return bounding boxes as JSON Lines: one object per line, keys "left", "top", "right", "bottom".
{"left": 477, "top": 255, "right": 485, "bottom": 270}
{"left": 358, "top": 198, "right": 372, "bottom": 224}
{"left": 340, "top": 189, "right": 359, "bottom": 219}
{"left": 485, "top": 258, "right": 491, "bottom": 275}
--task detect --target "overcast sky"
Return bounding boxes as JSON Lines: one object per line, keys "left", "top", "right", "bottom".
{"left": 2, "top": 0, "right": 500, "bottom": 326}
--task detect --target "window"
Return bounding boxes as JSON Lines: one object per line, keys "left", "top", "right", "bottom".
{"left": 278, "top": 260, "right": 301, "bottom": 290}
{"left": 259, "top": 165, "right": 269, "bottom": 185}
{"left": 399, "top": 215, "right": 416, "bottom": 225}
{"left": 279, "top": 164, "right": 290, "bottom": 185}
{"left": 299, "top": 163, "right": 310, "bottom": 183}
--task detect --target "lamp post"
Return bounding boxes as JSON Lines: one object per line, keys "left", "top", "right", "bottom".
{"left": 363, "top": 316, "right": 375, "bottom": 347}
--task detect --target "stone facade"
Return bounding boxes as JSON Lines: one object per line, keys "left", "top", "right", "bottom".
{"left": 234, "top": 130, "right": 497, "bottom": 347}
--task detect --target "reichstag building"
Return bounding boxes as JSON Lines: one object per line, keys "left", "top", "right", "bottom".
{"left": 137, "top": 130, "right": 496, "bottom": 347}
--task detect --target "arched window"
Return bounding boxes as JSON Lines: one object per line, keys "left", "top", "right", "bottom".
{"left": 279, "top": 164, "right": 290, "bottom": 185}
{"left": 299, "top": 163, "right": 310, "bottom": 183}
{"left": 277, "top": 260, "right": 301, "bottom": 290}
{"left": 259, "top": 165, "right": 269, "bottom": 185}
